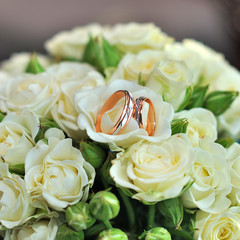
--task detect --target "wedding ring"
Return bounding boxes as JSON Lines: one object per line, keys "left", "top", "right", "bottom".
{"left": 133, "top": 97, "right": 156, "bottom": 136}
{"left": 95, "top": 90, "right": 134, "bottom": 135}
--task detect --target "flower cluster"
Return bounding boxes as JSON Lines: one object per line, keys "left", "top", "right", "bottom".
{"left": 0, "top": 22, "right": 239, "bottom": 240}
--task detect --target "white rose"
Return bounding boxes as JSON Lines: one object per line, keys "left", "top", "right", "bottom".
{"left": 75, "top": 80, "right": 174, "bottom": 149}
{"left": 0, "top": 109, "right": 39, "bottom": 165}
{"left": 213, "top": 66, "right": 240, "bottom": 139}
{"left": 45, "top": 24, "right": 107, "bottom": 60}
{"left": 110, "top": 134, "right": 194, "bottom": 202}
{"left": 183, "top": 39, "right": 228, "bottom": 86}
{"left": 4, "top": 218, "right": 58, "bottom": 240}
{"left": 226, "top": 143, "right": 240, "bottom": 206}
{"left": 0, "top": 163, "right": 34, "bottom": 228}
{"left": 164, "top": 42, "right": 203, "bottom": 85}
{"left": 0, "top": 52, "right": 52, "bottom": 75}
{"left": 47, "top": 62, "right": 105, "bottom": 139}
{"left": 182, "top": 141, "right": 231, "bottom": 213}
{"left": 194, "top": 207, "right": 240, "bottom": 240}
{"left": 109, "top": 50, "right": 164, "bottom": 84}
{"left": 0, "top": 71, "right": 10, "bottom": 112}
{"left": 174, "top": 108, "right": 217, "bottom": 147}
{"left": 105, "top": 22, "right": 173, "bottom": 53}
{"left": 147, "top": 59, "right": 193, "bottom": 110}
{"left": 24, "top": 128, "right": 95, "bottom": 211}
{"left": 1, "top": 73, "right": 60, "bottom": 117}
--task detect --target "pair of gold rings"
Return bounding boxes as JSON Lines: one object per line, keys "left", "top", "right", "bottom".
{"left": 95, "top": 90, "right": 156, "bottom": 136}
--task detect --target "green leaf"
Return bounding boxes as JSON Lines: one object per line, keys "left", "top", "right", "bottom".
{"left": 25, "top": 52, "right": 45, "bottom": 74}
{"left": 171, "top": 118, "right": 188, "bottom": 135}
{"left": 157, "top": 197, "right": 183, "bottom": 229}
{"left": 34, "top": 118, "right": 61, "bottom": 142}
{"left": 0, "top": 111, "right": 6, "bottom": 122}
{"left": 186, "top": 85, "right": 209, "bottom": 109}
{"left": 9, "top": 164, "right": 25, "bottom": 176}
{"left": 204, "top": 90, "right": 239, "bottom": 116}
{"left": 138, "top": 72, "right": 146, "bottom": 86}
{"left": 177, "top": 86, "right": 193, "bottom": 112}
{"left": 82, "top": 35, "right": 121, "bottom": 75}
{"left": 99, "top": 151, "right": 116, "bottom": 187}
{"left": 169, "top": 229, "right": 193, "bottom": 240}
{"left": 216, "top": 137, "right": 235, "bottom": 148}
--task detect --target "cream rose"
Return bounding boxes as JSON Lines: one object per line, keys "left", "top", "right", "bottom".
{"left": 147, "top": 59, "right": 193, "bottom": 110}
{"left": 110, "top": 134, "right": 194, "bottom": 202}
{"left": 0, "top": 73, "right": 60, "bottom": 117}
{"left": 24, "top": 128, "right": 95, "bottom": 211}
{"left": 4, "top": 218, "right": 58, "bottom": 240}
{"left": 194, "top": 207, "right": 240, "bottom": 240}
{"left": 74, "top": 80, "right": 174, "bottom": 149}
{"left": 0, "top": 163, "right": 35, "bottom": 229}
{"left": 212, "top": 65, "right": 240, "bottom": 139}
{"left": 0, "top": 71, "right": 10, "bottom": 112}
{"left": 105, "top": 22, "right": 173, "bottom": 54}
{"left": 174, "top": 108, "right": 217, "bottom": 147}
{"left": 164, "top": 42, "right": 203, "bottom": 85}
{"left": 182, "top": 141, "right": 231, "bottom": 213}
{"left": 226, "top": 143, "right": 240, "bottom": 206}
{"left": 109, "top": 50, "right": 164, "bottom": 84}
{"left": 183, "top": 39, "right": 229, "bottom": 86}
{"left": 0, "top": 109, "right": 39, "bottom": 165}
{"left": 0, "top": 52, "right": 52, "bottom": 75}
{"left": 45, "top": 24, "right": 107, "bottom": 60}
{"left": 47, "top": 62, "right": 105, "bottom": 139}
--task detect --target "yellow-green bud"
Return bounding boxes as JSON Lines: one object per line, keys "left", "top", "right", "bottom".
{"left": 65, "top": 202, "right": 96, "bottom": 231}
{"left": 80, "top": 141, "right": 107, "bottom": 169}
{"left": 89, "top": 191, "right": 120, "bottom": 221}
{"left": 97, "top": 228, "right": 128, "bottom": 240}
{"left": 56, "top": 223, "right": 84, "bottom": 240}
{"left": 25, "top": 52, "right": 45, "bottom": 74}
{"left": 82, "top": 35, "right": 121, "bottom": 75}
{"left": 145, "top": 227, "right": 171, "bottom": 240}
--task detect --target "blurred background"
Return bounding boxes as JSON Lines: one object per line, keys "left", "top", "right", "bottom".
{"left": 0, "top": 0, "right": 239, "bottom": 68}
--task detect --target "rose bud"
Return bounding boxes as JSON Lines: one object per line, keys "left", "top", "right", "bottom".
{"left": 65, "top": 202, "right": 96, "bottom": 231}
{"left": 56, "top": 223, "right": 84, "bottom": 240}
{"left": 97, "top": 228, "right": 128, "bottom": 240}
{"left": 79, "top": 141, "right": 107, "bottom": 168}
{"left": 145, "top": 227, "right": 171, "bottom": 240}
{"left": 25, "top": 52, "right": 45, "bottom": 74}
{"left": 89, "top": 191, "right": 120, "bottom": 221}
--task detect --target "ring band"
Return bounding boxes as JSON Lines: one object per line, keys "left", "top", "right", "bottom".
{"left": 95, "top": 90, "right": 134, "bottom": 135}
{"left": 133, "top": 97, "right": 156, "bottom": 136}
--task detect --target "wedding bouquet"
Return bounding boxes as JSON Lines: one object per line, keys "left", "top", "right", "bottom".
{"left": 0, "top": 22, "right": 239, "bottom": 240}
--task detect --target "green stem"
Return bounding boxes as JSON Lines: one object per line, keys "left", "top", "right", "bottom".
{"left": 147, "top": 204, "right": 156, "bottom": 228}
{"left": 85, "top": 223, "right": 106, "bottom": 238}
{"left": 117, "top": 188, "right": 136, "bottom": 232}
{"left": 103, "top": 220, "right": 112, "bottom": 229}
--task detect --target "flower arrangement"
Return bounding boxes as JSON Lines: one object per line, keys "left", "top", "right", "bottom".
{"left": 0, "top": 22, "right": 240, "bottom": 240}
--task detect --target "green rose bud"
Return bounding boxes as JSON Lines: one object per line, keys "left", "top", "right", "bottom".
{"left": 216, "top": 137, "right": 235, "bottom": 148}
{"left": 65, "top": 202, "right": 96, "bottom": 231}
{"left": 204, "top": 90, "right": 239, "bottom": 116}
{"left": 80, "top": 141, "right": 107, "bottom": 169}
{"left": 97, "top": 228, "right": 128, "bottom": 240}
{"left": 171, "top": 118, "right": 188, "bottom": 135}
{"left": 145, "top": 227, "right": 171, "bottom": 240}
{"left": 82, "top": 35, "right": 121, "bottom": 74}
{"left": 25, "top": 52, "right": 45, "bottom": 74}
{"left": 89, "top": 191, "right": 120, "bottom": 221}
{"left": 157, "top": 197, "right": 183, "bottom": 229}
{"left": 56, "top": 223, "right": 84, "bottom": 240}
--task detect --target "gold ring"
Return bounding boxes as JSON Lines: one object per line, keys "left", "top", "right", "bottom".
{"left": 95, "top": 90, "right": 134, "bottom": 135}
{"left": 133, "top": 97, "right": 156, "bottom": 136}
